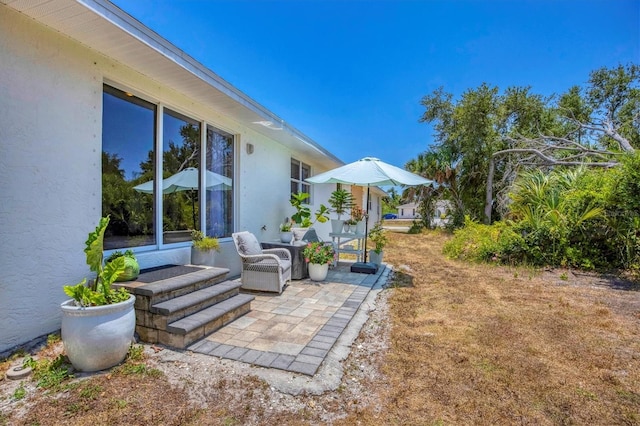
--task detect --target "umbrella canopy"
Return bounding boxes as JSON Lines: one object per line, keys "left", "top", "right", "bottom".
{"left": 133, "top": 167, "right": 232, "bottom": 194}
{"left": 305, "top": 157, "right": 432, "bottom": 187}
{"left": 306, "top": 157, "right": 433, "bottom": 271}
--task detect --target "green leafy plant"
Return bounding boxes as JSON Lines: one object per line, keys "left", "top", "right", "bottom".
{"left": 104, "top": 249, "right": 140, "bottom": 282}
{"left": 63, "top": 216, "right": 130, "bottom": 306}
{"left": 368, "top": 222, "right": 388, "bottom": 254}
{"left": 328, "top": 189, "right": 355, "bottom": 219}
{"left": 191, "top": 230, "right": 220, "bottom": 252}
{"left": 24, "top": 355, "right": 73, "bottom": 390}
{"left": 279, "top": 218, "right": 292, "bottom": 232}
{"left": 303, "top": 242, "right": 336, "bottom": 265}
{"left": 290, "top": 192, "right": 330, "bottom": 227}
{"left": 12, "top": 384, "right": 26, "bottom": 400}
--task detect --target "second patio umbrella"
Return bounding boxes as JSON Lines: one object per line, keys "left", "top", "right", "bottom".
{"left": 306, "top": 157, "right": 433, "bottom": 273}
{"left": 133, "top": 167, "right": 232, "bottom": 229}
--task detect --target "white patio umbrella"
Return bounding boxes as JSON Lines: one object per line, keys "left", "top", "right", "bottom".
{"left": 306, "top": 157, "right": 433, "bottom": 273}
{"left": 132, "top": 167, "right": 232, "bottom": 194}
{"left": 133, "top": 167, "right": 232, "bottom": 229}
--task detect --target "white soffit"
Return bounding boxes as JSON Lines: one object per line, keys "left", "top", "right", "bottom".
{"left": 1, "top": 0, "right": 343, "bottom": 168}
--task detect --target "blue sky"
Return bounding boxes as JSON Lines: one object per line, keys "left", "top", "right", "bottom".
{"left": 111, "top": 0, "right": 639, "bottom": 169}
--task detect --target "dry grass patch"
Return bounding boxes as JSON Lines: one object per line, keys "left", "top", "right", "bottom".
{"left": 344, "top": 231, "right": 640, "bottom": 425}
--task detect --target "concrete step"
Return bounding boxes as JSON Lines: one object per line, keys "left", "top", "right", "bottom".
{"left": 150, "top": 280, "right": 242, "bottom": 324}
{"left": 125, "top": 267, "right": 230, "bottom": 305}
{"left": 159, "top": 294, "right": 254, "bottom": 349}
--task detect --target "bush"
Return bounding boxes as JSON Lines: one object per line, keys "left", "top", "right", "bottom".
{"left": 443, "top": 217, "right": 525, "bottom": 264}
{"left": 446, "top": 159, "right": 640, "bottom": 273}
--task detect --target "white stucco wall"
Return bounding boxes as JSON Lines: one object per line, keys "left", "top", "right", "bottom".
{"left": 0, "top": 5, "right": 344, "bottom": 354}
{"left": 0, "top": 7, "right": 104, "bottom": 353}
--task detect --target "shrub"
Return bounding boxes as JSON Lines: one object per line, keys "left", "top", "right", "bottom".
{"left": 443, "top": 217, "right": 524, "bottom": 264}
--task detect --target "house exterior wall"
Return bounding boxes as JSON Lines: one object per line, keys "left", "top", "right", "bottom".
{"left": 0, "top": 6, "right": 337, "bottom": 353}
{"left": 0, "top": 7, "right": 106, "bottom": 353}
{"left": 397, "top": 203, "right": 421, "bottom": 219}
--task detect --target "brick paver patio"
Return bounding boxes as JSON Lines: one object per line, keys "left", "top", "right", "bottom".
{"left": 188, "top": 262, "right": 389, "bottom": 376}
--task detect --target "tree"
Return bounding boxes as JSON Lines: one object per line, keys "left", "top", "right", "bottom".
{"left": 405, "top": 149, "right": 462, "bottom": 228}
{"left": 417, "top": 83, "right": 550, "bottom": 224}
{"left": 485, "top": 64, "right": 639, "bottom": 223}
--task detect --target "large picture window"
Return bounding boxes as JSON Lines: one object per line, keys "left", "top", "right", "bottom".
{"left": 162, "top": 109, "right": 201, "bottom": 244}
{"left": 102, "top": 84, "right": 235, "bottom": 250}
{"left": 102, "top": 85, "right": 156, "bottom": 249}
{"left": 206, "top": 125, "right": 234, "bottom": 238}
{"left": 291, "top": 158, "right": 311, "bottom": 201}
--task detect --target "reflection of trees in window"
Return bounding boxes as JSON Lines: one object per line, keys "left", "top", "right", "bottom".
{"left": 102, "top": 85, "right": 156, "bottom": 249}
{"left": 102, "top": 85, "right": 235, "bottom": 247}
{"left": 161, "top": 111, "right": 201, "bottom": 242}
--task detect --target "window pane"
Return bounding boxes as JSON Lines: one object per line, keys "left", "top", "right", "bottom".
{"left": 102, "top": 85, "right": 156, "bottom": 250}
{"left": 162, "top": 109, "right": 201, "bottom": 244}
{"left": 291, "top": 159, "right": 300, "bottom": 179}
{"left": 301, "top": 163, "right": 311, "bottom": 181}
{"left": 291, "top": 181, "right": 299, "bottom": 195}
{"left": 301, "top": 184, "right": 311, "bottom": 195}
{"left": 206, "top": 125, "right": 234, "bottom": 238}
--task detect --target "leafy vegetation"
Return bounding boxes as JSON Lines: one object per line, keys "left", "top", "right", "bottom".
{"left": 407, "top": 64, "right": 639, "bottom": 228}
{"left": 191, "top": 230, "right": 220, "bottom": 252}
{"left": 405, "top": 64, "right": 640, "bottom": 274}
{"left": 368, "top": 222, "right": 388, "bottom": 254}
{"left": 327, "top": 188, "right": 355, "bottom": 219}
{"left": 444, "top": 158, "right": 640, "bottom": 272}
{"left": 63, "top": 216, "right": 130, "bottom": 306}
{"left": 289, "top": 192, "right": 330, "bottom": 227}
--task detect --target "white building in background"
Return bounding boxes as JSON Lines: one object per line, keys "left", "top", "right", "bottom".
{"left": 397, "top": 203, "right": 421, "bottom": 219}
{"left": 397, "top": 200, "right": 452, "bottom": 227}
{"left": 0, "top": 0, "right": 383, "bottom": 354}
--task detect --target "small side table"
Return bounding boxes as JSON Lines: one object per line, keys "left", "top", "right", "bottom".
{"left": 260, "top": 241, "right": 309, "bottom": 280}
{"left": 329, "top": 232, "right": 366, "bottom": 262}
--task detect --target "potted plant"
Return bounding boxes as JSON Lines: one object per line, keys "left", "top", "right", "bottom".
{"left": 61, "top": 216, "right": 136, "bottom": 372}
{"left": 351, "top": 205, "right": 366, "bottom": 234}
{"left": 290, "top": 192, "right": 330, "bottom": 241}
{"left": 190, "top": 230, "right": 220, "bottom": 266}
{"left": 368, "top": 222, "right": 388, "bottom": 266}
{"left": 343, "top": 218, "right": 357, "bottom": 233}
{"left": 279, "top": 218, "right": 293, "bottom": 243}
{"left": 105, "top": 249, "right": 140, "bottom": 282}
{"left": 303, "top": 241, "right": 336, "bottom": 281}
{"left": 328, "top": 188, "right": 355, "bottom": 234}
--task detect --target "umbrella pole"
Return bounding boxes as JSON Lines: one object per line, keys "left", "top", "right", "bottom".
{"left": 363, "top": 186, "right": 370, "bottom": 263}
{"left": 350, "top": 185, "right": 377, "bottom": 274}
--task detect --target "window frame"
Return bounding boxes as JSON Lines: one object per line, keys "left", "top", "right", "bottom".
{"left": 290, "top": 158, "right": 312, "bottom": 203}
{"left": 102, "top": 83, "right": 236, "bottom": 252}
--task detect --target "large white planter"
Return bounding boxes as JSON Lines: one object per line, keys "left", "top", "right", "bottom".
{"left": 61, "top": 294, "right": 136, "bottom": 372}
{"left": 191, "top": 247, "right": 216, "bottom": 266}
{"left": 308, "top": 263, "right": 329, "bottom": 281}
{"left": 355, "top": 220, "right": 366, "bottom": 234}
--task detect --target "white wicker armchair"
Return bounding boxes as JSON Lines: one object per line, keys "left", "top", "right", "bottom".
{"left": 232, "top": 231, "right": 291, "bottom": 293}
